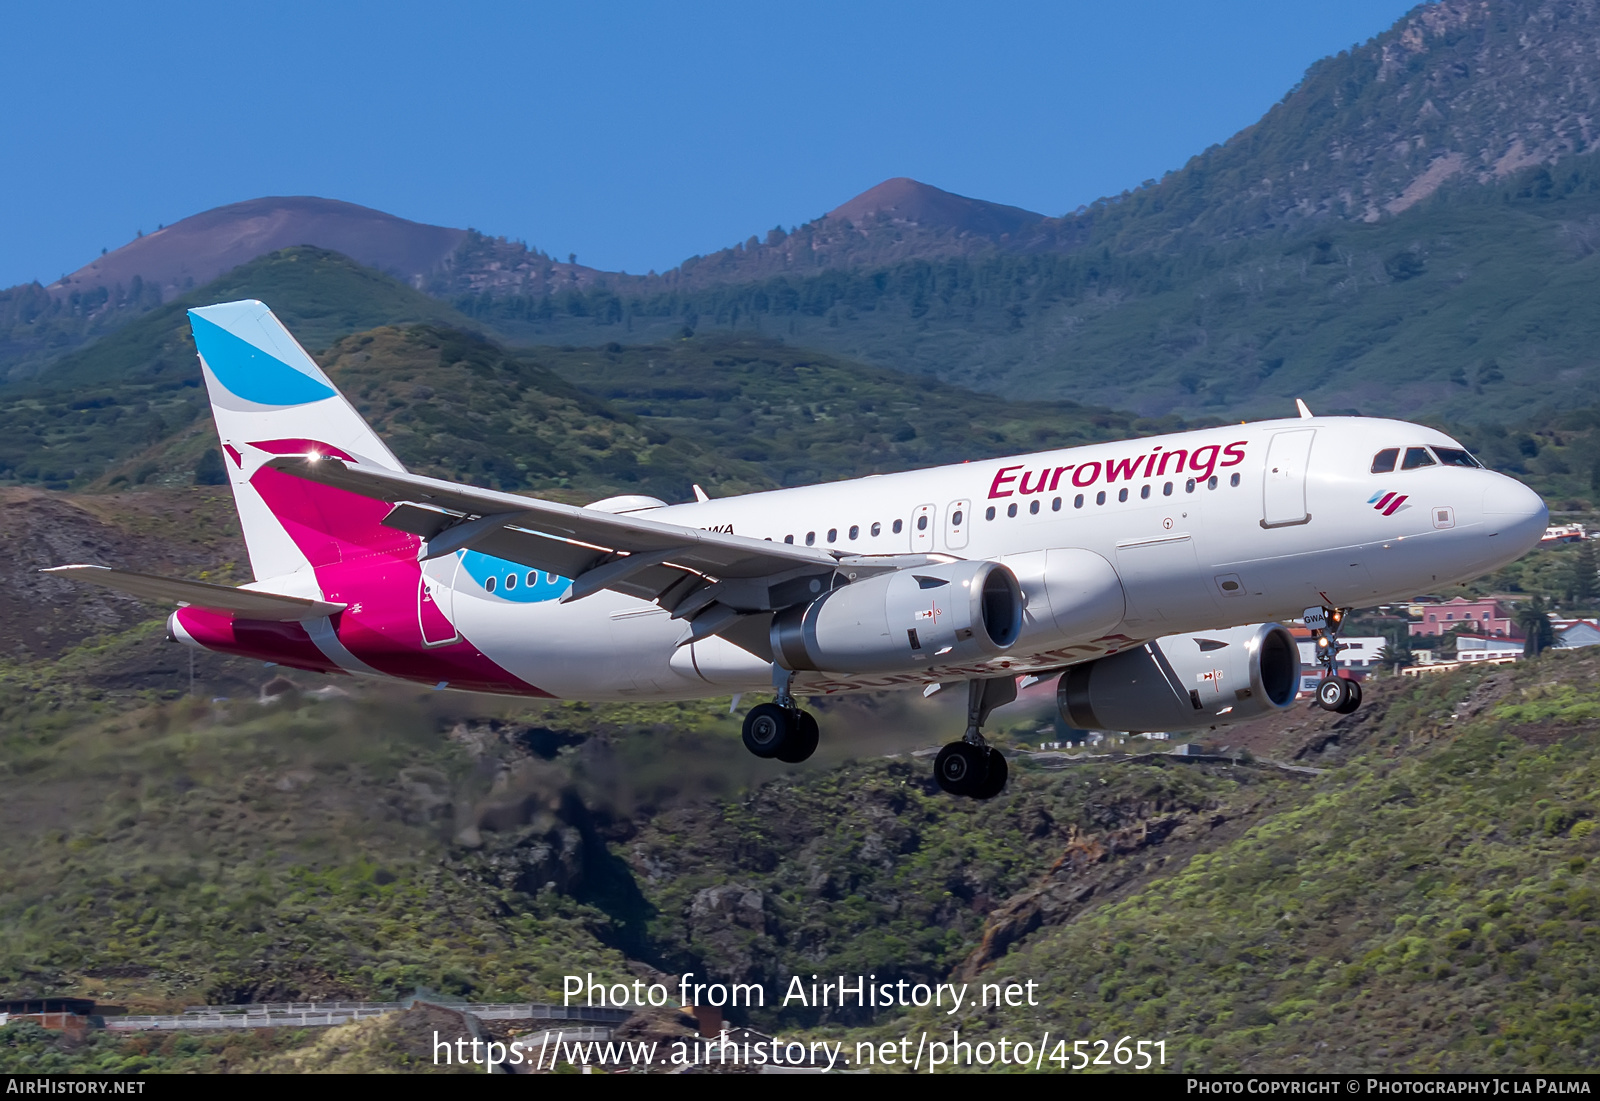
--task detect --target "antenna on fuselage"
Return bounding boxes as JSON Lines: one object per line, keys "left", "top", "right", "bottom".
{"left": 1295, "top": 398, "right": 1314, "bottom": 419}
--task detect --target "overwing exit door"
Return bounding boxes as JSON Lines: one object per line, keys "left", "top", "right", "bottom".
{"left": 911, "top": 504, "right": 936, "bottom": 551}
{"left": 945, "top": 499, "right": 971, "bottom": 550}
{"left": 1262, "top": 429, "right": 1316, "bottom": 528}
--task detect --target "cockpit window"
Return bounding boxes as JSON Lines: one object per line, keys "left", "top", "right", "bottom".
{"left": 1401, "top": 447, "right": 1437, "bottom": 470}
{"left": 1432, "top": 447, "right": 1482, "bottom": 468}
{"left": 1371, "top": 448, "right": 1399, "bottom": 473}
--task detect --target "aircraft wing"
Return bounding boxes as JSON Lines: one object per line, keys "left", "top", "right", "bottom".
{"left": 264, "top": 456, "right": 926, "bottom": 640}
{"left": 43, "top": 565, "right": 348, "bottom": 621}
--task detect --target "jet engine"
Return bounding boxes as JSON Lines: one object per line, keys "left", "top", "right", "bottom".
{"left": 1057, "top": 622, "right": 1299, "bottom": 733}
{"left": 771, "top": 559, "right": 1022, "bottom": 674}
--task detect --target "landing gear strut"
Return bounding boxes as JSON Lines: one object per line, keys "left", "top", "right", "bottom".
{"left": 1307, "top": 605, "right": 1362, "bottom": 714}
{"left": 741, "top": 668, "right": 820, "bottom": 763}
{"left": 934, "top": 677, "right": 1015, "bottom": 799}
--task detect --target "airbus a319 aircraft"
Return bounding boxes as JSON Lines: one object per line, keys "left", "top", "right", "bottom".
{"left": 50, "top": 301, "right": 1549, "bottom": 799}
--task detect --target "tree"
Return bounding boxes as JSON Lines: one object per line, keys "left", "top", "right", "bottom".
{"left": 1565, "top": 540, "right": 1599, "bottom": 607}
{"left": 1375, "top": 626, "right": 1414, "bottom": 669}
{"left": 193, "top": 447, "right": 227, "bottom": 486}
{"left": 1518, "top": 595, "right": 1557, "bottom": 657}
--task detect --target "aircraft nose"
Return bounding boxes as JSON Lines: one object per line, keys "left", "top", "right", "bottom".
{"left": 1482, "top": 476, "right": 1548, "bottom": 551}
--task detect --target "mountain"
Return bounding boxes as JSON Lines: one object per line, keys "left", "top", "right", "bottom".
{"left": 53, "top": 197, "right": 469, "bottom": 300}
{"left": 447, "top": 152, "right": 1600, "bottom": 424}
{"left": 18, "top": 0, "right": 1600, "bottom": 428}
{"left": 1072, "top": 0, "right": 1600, "bottom": 253}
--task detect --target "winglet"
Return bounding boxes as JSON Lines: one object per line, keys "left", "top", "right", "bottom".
{"left": 692, "top": 484, "right": 711, "bottom": 503}
{"left": 1295, "top": 398, "right": 1314, "bottom": 419}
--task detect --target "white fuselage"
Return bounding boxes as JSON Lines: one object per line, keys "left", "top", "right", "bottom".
{"left": 434, "top": 416, "right": 1547, "bottom": 700}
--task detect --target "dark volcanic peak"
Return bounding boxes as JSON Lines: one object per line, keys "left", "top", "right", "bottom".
{"left": 53, "top": 197, "right": 469, "bottom": 300}
{"left": 650, "top": 177, "right": 1059, "bottom": 290}
{"left": 425, "top": 177, "right": 1049, "bottom": 298}
{"left": 823, "top": 177, "right": 1046, "bottom": 239}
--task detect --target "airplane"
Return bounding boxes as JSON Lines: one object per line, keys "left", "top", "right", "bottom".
{"left": 48, "top": 301, "right": 1549, "bottom": 799}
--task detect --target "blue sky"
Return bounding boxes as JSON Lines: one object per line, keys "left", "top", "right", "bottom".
{"left": 0, "top": 1, "right": 1419, "bottom": 288}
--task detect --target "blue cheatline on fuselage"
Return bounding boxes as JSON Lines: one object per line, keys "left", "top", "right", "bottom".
{"left": 459, "top": 549, "right": 572, "bottom": 602}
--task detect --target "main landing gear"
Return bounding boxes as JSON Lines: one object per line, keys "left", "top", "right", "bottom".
{"left": 741, "top": 669, "right": 820, "bottom": 763}
{"left": 934, "top": 677, "right": 1015, "bottom": 800}
{"left": 1307, "top": 604, "right": 1363, "bottom": 715}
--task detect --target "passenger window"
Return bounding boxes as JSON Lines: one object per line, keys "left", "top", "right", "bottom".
{"left": 827, "top": 528, "right": 837, "bottom": 543}
{"left": 1052, "top": 497, "right": 1062, "bottom": 511}
{"left": 1074, "top": 494, "right": 1084, "bottom": 508}
{"left": 1433, "top": 447, "right": 1481, "bottom": 468}
{"left": 917, "top": 515, "right": 928, "bottom": 531}
{"left": 1029, "top": 500, "right": 1039, "bottom": 515}
{"left": 505, "top": 573, "right": 517, "bottom": 590}
{"left": 805, "top": 532, "right": 816, "bottom": 545}
{"left": 985, "top": 506, "right": 996, "bottom": 521}
{"left": 485, "top": 575, "right": 497, "bottom": 593}
{"left": 1140, "top": 485, "right": 1150, "bottom": 499}
{"left": 1095, "top": 491, "right": 1106, "bottom": 505}
{"left": 1371, "top": 448, "right": 1399, "bottom": 473}
{"left": 1163, "top": 481, "right": 1173, "bottom": 496}
{"left": 849, "top": 525, "right": 859, "bottom": 540}
{"left": 1007, "top": 503, "right": 1018, "bottom": 518}
{"left": 871, "top": 522, "right": 881, "bottom": 537}
{"left": 1402, "top": 447, "right": 1436, "bottom": 470}
{"left": 893, "top": 519, "right": 903, "bottom": 534}
{"left": 526, "top": 572, "right": 537, "bottom": 587}
{"left": 1230, "top": 473, "right": 1240, "bottom": 487}
{"left": 1185, "top": 478, "right": 1196, "bottom": 493}
{"left": 950, "top": 511, "right": 963, "bottom": 527}
{"left": 1207, "top": 476, "right": 1218, "bottom": 490}
{"left": 1117, "top": 488, "right": 1128, "bottom": 502}
{"left": 784, "top": 535, "right": 794, "bottom": 544}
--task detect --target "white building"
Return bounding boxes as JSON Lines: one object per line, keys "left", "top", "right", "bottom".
{"left": 1455, "top": 636, "right": 1524, "bottom": 662}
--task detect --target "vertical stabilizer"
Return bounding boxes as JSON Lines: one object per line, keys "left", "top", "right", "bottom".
{"left": 188, "top": 300, "right": 405, "bottom": 580}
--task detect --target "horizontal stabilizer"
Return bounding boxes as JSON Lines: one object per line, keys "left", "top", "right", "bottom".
{"left": 43, "top": 565, "right": 347, "bottom": 621}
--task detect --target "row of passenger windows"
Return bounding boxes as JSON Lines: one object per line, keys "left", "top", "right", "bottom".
{"left": 984, "top": 473, "right": 1241, "bottom": 519}
{"left": 775, "top": 473, "right": 1243, "bottom": 545}
{"left": 782, "top": 518, "right": 907, "bottom": 546}
{"left": 1371, "top": 446, "right": 1483, "bottom": 473}
{"left": 483, "top": 571, "right": 562, "bottom": 594}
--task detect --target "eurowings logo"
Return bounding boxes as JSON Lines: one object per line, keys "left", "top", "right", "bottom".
{"left": 1369, "top": 491, "right": 1410, "bottom": 516}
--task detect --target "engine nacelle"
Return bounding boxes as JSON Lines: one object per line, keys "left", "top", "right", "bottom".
{"left": 1057, "top": 622, "right": 1300, "bottom": 733}
{"left": 771, "top": 559, "right": 1023, "bottom": 674}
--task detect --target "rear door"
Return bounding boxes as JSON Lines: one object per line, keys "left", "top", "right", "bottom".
{"left": 418, "top": 554, "right": 461, "bottom": 647}
{"left": 1262, "top": 429, "right": 1316, "bottom": 527}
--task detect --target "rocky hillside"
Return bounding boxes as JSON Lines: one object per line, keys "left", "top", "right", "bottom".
{"left": 0, "top": 615, "right": 1595, "bottom": 1072}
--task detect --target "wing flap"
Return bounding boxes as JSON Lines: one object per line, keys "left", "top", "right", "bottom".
{"left": 44, "top": 565, "right": 347, "bottom": 621}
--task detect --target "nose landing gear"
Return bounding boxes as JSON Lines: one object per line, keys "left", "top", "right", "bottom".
{"left": 1306, "top": 605, "right": 1363, "bottom": 714}
{"left": 933, "top": 676, "right": 1015, "bottom": 799}
{"left": 741, "top": 668, "right": 820, "bottom": 763}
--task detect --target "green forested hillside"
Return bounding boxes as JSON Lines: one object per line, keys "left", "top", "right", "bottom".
{"left": 0, "top": 307, "right": 1183, "bottom": 499}
{"left": 0, "top": 251, "right": 480, "bottom": 487}
{"left": 452, "top": 155, "right": 1600, "bottom": 425}
{"left": 908, "top": 652, "right": 1600, "bottom": 1072}
{"left": 2, "top": 604, "right": 1598, "bottom": 1072}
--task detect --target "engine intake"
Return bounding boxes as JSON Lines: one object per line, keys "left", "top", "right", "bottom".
{"left": 772, "top": 559, "right": 1022, "bottom": 673}
{"left": 1057, "top": 622, "right": 1299, "bottom": 733}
